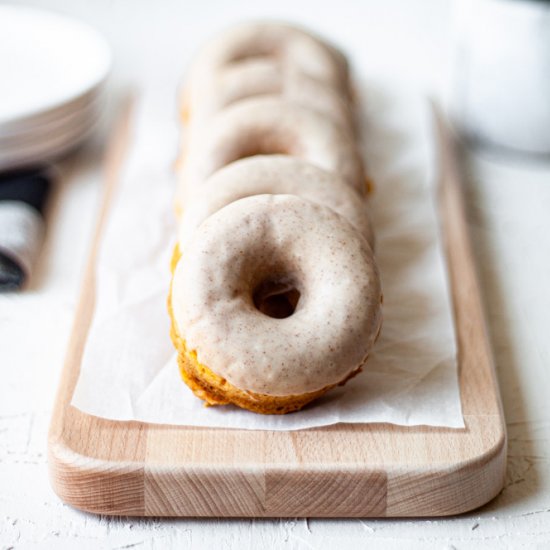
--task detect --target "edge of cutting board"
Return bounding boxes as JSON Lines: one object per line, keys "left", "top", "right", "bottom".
{"left": 47, "top": 99, "right": 507, "bottom": 518}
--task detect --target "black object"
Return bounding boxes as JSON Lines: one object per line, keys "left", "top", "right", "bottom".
{"left": 0, "top": 166, "right": 52, "bottom": 291}
{"left": 0, "top": 167, "right": 51, "bottom": 212}
{"left": 0, "top": 253, "right": 25, "bottom": 291}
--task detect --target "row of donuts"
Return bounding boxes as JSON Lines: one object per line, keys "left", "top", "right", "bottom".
{"left": 174, "top": 22, "right": 374, "bottom": 248}
{"left": 168, "top": 22, "right": 382, "bottom": 414}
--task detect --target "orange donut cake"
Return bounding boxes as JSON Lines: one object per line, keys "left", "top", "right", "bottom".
{"left": 169, "top": 195, "right": 382, "bottom": 414}
{"left": 170, "top": 22, "right": 382, "bottom": 414}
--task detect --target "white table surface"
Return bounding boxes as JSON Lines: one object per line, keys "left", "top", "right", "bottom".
{"left": 2, "top": 1, "right": 550, "bottom": 548}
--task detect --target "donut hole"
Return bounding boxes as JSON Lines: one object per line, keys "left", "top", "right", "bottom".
{"left": 227, "top": 44, "right": 278, "bottom": 65}
{"left": 227, "top": 136, "right": 293, "bottom": 165}
{"left": 228, "top": 52, "right": 273, "bottom": 65}
{"left": 252, "top": 276, "right": 301, "bottom": 319}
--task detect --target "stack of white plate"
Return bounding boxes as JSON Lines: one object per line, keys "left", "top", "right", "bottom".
{"left": 0, "top": 6, "right": 111, "bottom": 172}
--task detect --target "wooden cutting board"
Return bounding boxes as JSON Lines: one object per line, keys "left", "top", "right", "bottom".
{"left": 48, "top": 99, "right": 506, "bottom": 518}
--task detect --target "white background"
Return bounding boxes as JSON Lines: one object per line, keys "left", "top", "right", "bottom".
{"left": 1, "top": 0, "right": 550, "bottom": 548}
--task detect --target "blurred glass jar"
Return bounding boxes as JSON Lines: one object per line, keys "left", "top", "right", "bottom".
{"left": 451, "top": 0, "right": 550, "bottom": 157}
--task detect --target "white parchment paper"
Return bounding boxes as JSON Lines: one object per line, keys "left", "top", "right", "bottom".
{"left": 72, "top": 85, "right": 464, "bottom": 430}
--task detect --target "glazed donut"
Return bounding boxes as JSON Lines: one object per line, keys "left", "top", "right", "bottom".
{"left": 185, "top": 63, "right": 356, "bottom": 134}
{"left": 169, "top": 194, "right": 382, "bottom": 414}
{"left": 177, "top": 96, "right": 366, "bottom": 208}
{"left": 177, "top": 155, "right": 374, "bottom": 253}
{"left": 183, "top": 21, "right": 351, "bottom": 120}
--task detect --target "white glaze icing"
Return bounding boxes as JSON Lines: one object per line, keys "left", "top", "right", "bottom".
{"left": 177, "top": 96, "right": 366, "bottom": 207}
{"left": 186, "top": 64, "right": 355, "bottom": 135}
{"left": 184, "top": 21, "right": 351, "bottom": 117}
{"left": 171, "top": 194, "right": 382, "bottom": 396}
{"left": 178, "top": 155, "right": 374, "bottom": 251}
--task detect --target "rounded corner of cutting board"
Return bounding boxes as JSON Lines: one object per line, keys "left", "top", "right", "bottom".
{"left": 47, "top": 428, "right": 146, "bottom": 516}
{"left": 385, "top": 417, "right": 507, "bottom": 517}
{"left": 447, "top": 419, "right": 508, "bottom": 515}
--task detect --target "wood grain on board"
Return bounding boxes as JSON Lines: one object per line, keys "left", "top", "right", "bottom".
{"left": 48, "top": 100, "right": 506, "bottom": 517}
